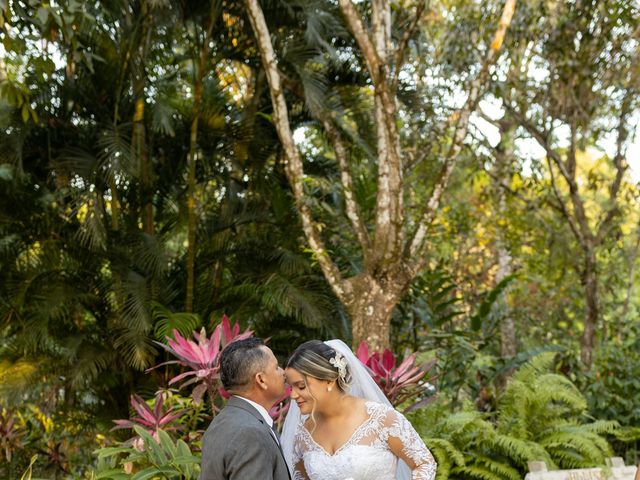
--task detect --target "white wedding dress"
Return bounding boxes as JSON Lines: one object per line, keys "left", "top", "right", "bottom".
{"left": 290, "top": 401, "right": 437, "bottom": 480}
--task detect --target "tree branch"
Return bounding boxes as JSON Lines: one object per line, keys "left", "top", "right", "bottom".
{"left": 507, "top": 105, "right": 596, "bottom": 249}
{"left": 318, "top": 114, "right": 372, "bottom": 255}
{"left": 391, "top": 0, "right": 427, "bottom": 92}
{"left": 337, "top": 0, "right": 382, "bottom": 84}
{"left": 339, "top": 0, "right": 406, "bottom": 270}
{"left": 505, "top": 105, "right": 576, "bottom": 187}
{"left": 595, "top": 93, "right": 632, "bottom": 245}
{"left": 545, "top": 155, "right": 584, "bottom": 246}
{"left": 466, "top": 121, "right": 561, "bottom": 236}
{"left": 278, "top": 73, "right": 371, "bottom": 257}
{"left": 407, "top": 0, "right": 517, "bottom": 268}
{"left": 244, "top": 0, "right": 350, "bottom": 303}
{"left": 565, "top": 121, "right": 594, "bottom": 246}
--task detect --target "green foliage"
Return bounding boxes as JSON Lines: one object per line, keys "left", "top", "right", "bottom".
{"left": 410, "top": 353, "right": 618, "bottom": 480}
{"left": 578, "top": 332, "right": 640, "bottom": 463}
{"left": 151, "top": 304, "right": 200, "bottom": 342}
{"left": 0, "top": 401, "right": 100, "bottom": 479}
{"left": 497, "top": 353, "right": 617, "bottom": 469}
{"left": 94, "top": 426, "right": 200, "bottom": 480}
{"left": 0, "top": 0, "right": 639, "bottom": 477}
{"left": 19, "top": 455, "right": 37, "bottom": 480}
{"left": 0, "top": 4, "right": 341, "bottom": 476}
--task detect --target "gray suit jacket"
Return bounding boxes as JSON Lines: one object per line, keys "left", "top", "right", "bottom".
{"left": 200, "top": 396, "right": 291, "bottom": 480}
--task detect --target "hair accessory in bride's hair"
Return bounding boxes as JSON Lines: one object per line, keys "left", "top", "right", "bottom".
{"left": 329, "top": 352, "right": 348, "bottom": 382}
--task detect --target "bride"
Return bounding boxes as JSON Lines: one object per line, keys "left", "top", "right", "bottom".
{"left": 281, "top": 339, "right": 437, "bottom": 480}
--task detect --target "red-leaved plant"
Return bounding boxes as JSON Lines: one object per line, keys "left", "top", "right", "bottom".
{"left": 0, "top": 408, "right": 26, "bottom": 462}
{"left": 356, "top": 342, "right": 436, "bottom": 412}
{"left": 149, "top": 315, "right": 253, "bottom": 413}
{"left": 112, "top": 392, "right": 185, "bottom": 444}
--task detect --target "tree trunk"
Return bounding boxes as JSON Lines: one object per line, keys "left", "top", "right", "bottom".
{"left": 495, "top": 119, "right": 517, "bottom": 359}
{"left": 619, "top": 222, "right": 640, "bottom": 337}
{"left": 497, "top": 247, "right": 516, "bottom": 357}
{"left": 132, "top": 97, "right": 154, "bottom": 235}
{"left": 346, "top": 274, "right": 401, "bottom": 351}
{"left": 185, "top": 113, "right": 199, "bottom": 313}
{"left": 580, "top": 250, "right": 599, "bottom": 367}
{"left": 132, "top": 2, "right": 154, "bottom": 235}
{"left": 185, "top": 2, "right": 217, "bottom": 312}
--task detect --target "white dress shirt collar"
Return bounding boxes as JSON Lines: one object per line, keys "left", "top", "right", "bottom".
{"left": 234, "top": 395, "right": 273, "bottom": 428}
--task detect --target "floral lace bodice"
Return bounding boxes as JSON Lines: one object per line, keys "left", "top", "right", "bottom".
{"left": 291, "top": 401, "right": 437, "bottom": 480}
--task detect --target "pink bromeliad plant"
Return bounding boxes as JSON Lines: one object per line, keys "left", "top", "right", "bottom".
{"left": 149, "top": 315, "right": 253, "bottom": 414}
{"left": 356, "top": 342, "right": 436, "bottom": 411}
{"left": 112, "top": 392, "right": 185, "bottom": 444}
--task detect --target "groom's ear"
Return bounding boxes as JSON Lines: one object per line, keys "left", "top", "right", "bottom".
{"left": 255, "top": 371, "right": 268, "bottom": 390}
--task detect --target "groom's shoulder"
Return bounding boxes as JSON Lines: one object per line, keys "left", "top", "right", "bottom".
{"left": 209, "top": 402, "right": 265, "bottom": 432}
{"left": 204, "top": 407, "right": 267, "bottom": 446}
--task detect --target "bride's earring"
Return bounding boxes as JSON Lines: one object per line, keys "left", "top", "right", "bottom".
{"left": 327, "top": 386, "right": 332, "bottom": 392}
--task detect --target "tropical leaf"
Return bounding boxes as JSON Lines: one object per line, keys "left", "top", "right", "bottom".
{"left": 152, "top": 303, "right": 200, "bottom": 341}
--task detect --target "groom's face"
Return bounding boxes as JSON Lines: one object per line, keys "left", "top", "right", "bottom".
{"left": 259, "top": 346, "right": 286, "bottom": 400}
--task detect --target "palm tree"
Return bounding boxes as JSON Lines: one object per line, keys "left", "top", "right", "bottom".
{"left": 0, "top": 0, "right": 341, "bottom": 426}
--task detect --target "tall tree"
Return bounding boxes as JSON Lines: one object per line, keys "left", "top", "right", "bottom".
{"left": 185, "top": 0, "right": 221, "bottom": 313}
{"left": 501, "top": 0, "right": 639, "bottom": 366}
{"left": 244, "top": 0, "right": 517, "bottom": 349}
{"left": 0, "top": 0, "right": 341, "bottom": 419}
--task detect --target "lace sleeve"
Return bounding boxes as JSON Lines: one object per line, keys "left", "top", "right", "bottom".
{"left": 381, "top": 408, "right": 437, "bottom": 480}
{"left": 291, "top": 430, "right": 310, "bottom": 480}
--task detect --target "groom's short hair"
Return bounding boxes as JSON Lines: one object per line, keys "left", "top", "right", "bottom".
{"left": 220, "top": 337, "right": 268, "bottom": 392}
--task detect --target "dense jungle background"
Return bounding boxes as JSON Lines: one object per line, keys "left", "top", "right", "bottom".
{"left": 1, "top": 0, "right": 639, "bottom": 478}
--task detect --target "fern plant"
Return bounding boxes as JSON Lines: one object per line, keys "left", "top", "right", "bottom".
{"left": 409, "top": 353, "right": 618, "bottom": 480}
{"left": 496, "top": 352, "right": 617, "bottom": 469}
{"left": 412, "top": 402, "right": 540, "bottom": 480}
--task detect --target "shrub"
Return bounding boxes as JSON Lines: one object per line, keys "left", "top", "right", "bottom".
{"left": 409, "top": 352, "right": 618, "bottom": 480}
{"left": 95, "top": 426, "right": 200, "bottom": 479}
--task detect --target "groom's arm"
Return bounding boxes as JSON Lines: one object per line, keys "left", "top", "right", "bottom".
{"left": 226, "top": 428, "right": 279, "bottom": 479}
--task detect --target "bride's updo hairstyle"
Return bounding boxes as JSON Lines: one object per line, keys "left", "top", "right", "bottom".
{"left": 286, "top": 340, "right": 352, "bottom": 392}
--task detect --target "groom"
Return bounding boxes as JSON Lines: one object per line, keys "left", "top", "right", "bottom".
{"left": 200, "top": 337, "right": 291, "bottom": 480}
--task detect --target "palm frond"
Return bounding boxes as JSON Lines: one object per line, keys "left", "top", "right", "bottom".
{"left": 152, "top": 302, "right": 200, "bottom": 341}
{"left": 96, "top": 124, "right": 134, "bottom": 180}
{"left": 55, "top": 147, "right": 100, "bottom": 181}
{"left": 75, "top": 194, "right": 107, "bottom": 251}
{"left": 121, "top": 271, "right": 152, "bottom": 332}
{"left": 0, "top": 359, "right": 38, "bottom": 404}
{"left": 261, "top": 273, "right": 333, "bottom": 328}
{"left": 67, "top": 343, "right": 114, "bottom": 388}
{"left": 112, "top": 328, "right": 157, "bottom": 371}
{"left": 130, "top": 233, "right": 169, "bottom": 278}
{"left": 151, "top": 90, "right": 180, "bottom": 137}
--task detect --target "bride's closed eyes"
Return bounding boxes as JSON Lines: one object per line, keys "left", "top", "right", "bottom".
{"left": 287, "top": 380, "right": 306, "bottom": 391}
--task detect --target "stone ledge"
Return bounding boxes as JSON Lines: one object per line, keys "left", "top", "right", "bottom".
{"left": 525, "top": 459, "right": 638, "bottom": 480}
